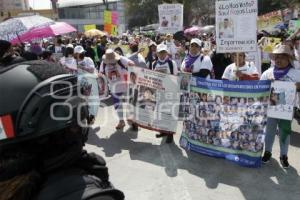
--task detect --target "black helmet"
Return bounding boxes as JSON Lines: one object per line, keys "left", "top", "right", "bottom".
{"left": 0, "top": 60, "right": 89, "bottom": 146}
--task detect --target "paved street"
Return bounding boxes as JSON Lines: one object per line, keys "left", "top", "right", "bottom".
{"left": 86, "top": 99, "right": 300, "bottom": 200}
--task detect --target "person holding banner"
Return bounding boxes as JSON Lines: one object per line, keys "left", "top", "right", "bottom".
{"left": 60, "top": 44, "right": 77, "bottom": 74}
{"left": 99, "top": 49, "right": 135, "bottom": 130}
{"left": 181, "top": 38, "right": 213, "bottom": 78}
{"left": 151, "top": 43, "right": 178, "bottom": 143}
{"left": 74, "top": 45, "right": 100, "bottom": 124}
{"left": 222, "top": 53, "right": 259, "bottom": 81}
{"left": 128, "top": 42, "right": 147, "bottom": 68}
{"left": 261, "top": 44, "right": 300, "bottom": 168}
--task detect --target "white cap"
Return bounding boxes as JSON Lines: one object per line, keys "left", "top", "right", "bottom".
{"left": 66, "top": 43, "right": 74, "bottom": 48}
{"left": 74, "top": 45, "right": 85, "bottom": 54}
{"left": 190, "top": 38, "right": 202, "bottom": 47}
{"left": 157, "top": 43, "right": 169, "bottom": 53}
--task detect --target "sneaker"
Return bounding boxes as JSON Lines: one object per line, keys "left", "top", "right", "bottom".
{"left": 115, "top": 120, "right": 125, "bottom": 130}
{"left": 166, "top": 134, "right": 174, "bottom": 144}
{"left": 87, "top": 115, "right": 95, "bottom": 125}
{"left": 156, "top": 133, "right": 167, "bottom": 138}
{"left": 131, "top": 123, "right": 138, "bottom": 131}
{"left": 262, "top": 151, "right": 272, "bottom": 163}
{"left": 280, "top": 155, "right": 290, "bottom": 169}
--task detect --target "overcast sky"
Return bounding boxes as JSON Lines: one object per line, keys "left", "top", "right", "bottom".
{"left": 29, "top": 0, "right": 52, "bottom": 10}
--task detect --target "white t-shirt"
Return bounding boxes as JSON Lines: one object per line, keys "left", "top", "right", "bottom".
{"left": 128, "top": 53, "right": 147, "bottom": 68}
{"left": 153, "top": 59, "right": 178, "bottom": 75}
{"left": 60, "top": 56, "right": 77, "bottom": 71}
{"left": 222, "top": 62, "right": 258, "bottom": 80}
{"left": 181, "top": 54, "right": 213, "bottom": 78}
{"left": 77, "top": 57, "right": 95, "bottom": 75}
{"left": 100, "top": 56, "right": 130, "bottom": 93}
{"left": 219, "top": 27, "right": 234, "bottom": 38}
{"left": 260, "top": 67, "right": 300, "bottom": 82}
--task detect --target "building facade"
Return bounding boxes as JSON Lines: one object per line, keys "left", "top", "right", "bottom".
{"left": 57, "top": 0, "right": 126, "bottom": 33}
{"left": 0, "top": 0, "right": 29, "bottom": 11}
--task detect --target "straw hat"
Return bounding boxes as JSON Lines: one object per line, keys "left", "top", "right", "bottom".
{"left": 102, "top": 49, "right": 121, "bottom": 64}
{"left": 272, "top": 44, "right": 293, "bottom": 56}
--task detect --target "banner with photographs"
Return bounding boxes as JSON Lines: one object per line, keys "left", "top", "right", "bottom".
{"left": 128, "top": 67, "right": 180, "bottom": 133}
{"left": 258, "top": 10, "right": 283, "bottom": 32}
{"left": 216, "top": 0, "right": 258, "bottom": 53}
{"left": 179, "top": 77, "right": 271, "bottom": 167}
{"left": 267, "top": 81, "right": 296, "bottom": 121}
{"left": 158, "top": 3, "right": 184, "bottom": 34}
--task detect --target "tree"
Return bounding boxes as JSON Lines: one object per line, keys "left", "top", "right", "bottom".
{"left": 258, "top": 0, "right": 299, "bottom": 15}
{"left": 124, "top": 0, "right": 216, "bottom": 30}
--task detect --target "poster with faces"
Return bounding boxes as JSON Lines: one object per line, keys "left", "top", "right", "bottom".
{"left": 267, "top": 81, "right": 296, "bottom": 120}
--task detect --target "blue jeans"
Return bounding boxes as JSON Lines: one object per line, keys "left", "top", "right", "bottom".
{"left": 112, "top": 93, "right": 125, "bottom": 120}
{"left": 265, "top": 117, "right": 290, "bottom": 156}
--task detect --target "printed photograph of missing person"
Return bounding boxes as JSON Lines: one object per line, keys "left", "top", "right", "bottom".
{"left": 269, "top": 87, "right": 286, "bottom": 106}
{"left": 138, "top": 86, "right": 157, "bottom": 112}
{"left": 179, "top": 93, "right": 190, "bottom": 119}
{"left": 180, "top": 74, "right": 190, "bottom": 91}
{"left": 129, "top": 72, "right": 139, "bottom": 106}
{"left": 219, "top": 18, "right": 234, "bottom": 39}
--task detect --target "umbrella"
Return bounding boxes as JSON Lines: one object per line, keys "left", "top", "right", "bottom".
{"left": 0, "top": 15, "right": 54, "bottom": 41}
{"left": 201, "top": 25, "right": 215, "bottom": 33}
{"left": 10, "top": 22, "right": 77, "bottom": 44}
{"left": 184, "top": 26, "right": 201, "bottom": 35}
{"left": 84, "top": 29, "right": 106, "bottom": 37}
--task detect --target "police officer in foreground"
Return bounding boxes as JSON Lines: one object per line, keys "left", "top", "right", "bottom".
{"left": 0, "top": 60, "right": 124, "bottom": 200}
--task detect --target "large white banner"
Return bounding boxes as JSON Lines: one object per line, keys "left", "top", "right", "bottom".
{"left": 158, "top": 3, "right": 183, "bottom": 34}
{"left": 128, "top": 67, "right": 180, "bottom": 133}
{"left": 267, "top": 81, "right": 296, "bottom": 120}
{"left": 216, "top": 0, "right": 258, "bottom": 53}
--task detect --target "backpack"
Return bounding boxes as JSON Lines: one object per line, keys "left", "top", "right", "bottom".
{"left": 102, "top": 60, "right": 126, "bottom": 74}
{"left": 36, "top": 152, "right": 125, "bottom": 200}
{"left": 152, "top": 59, "right": 174, "bottom": 75}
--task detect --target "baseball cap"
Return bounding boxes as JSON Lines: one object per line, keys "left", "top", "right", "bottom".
{"left": 190, "top": 38, "right": 203, "bottom": 47}
{"left": 157, "top": 44, "right": 169, "bottom": 53}
{"left": 74, "top": 45, "right": 85, "bottom": 54}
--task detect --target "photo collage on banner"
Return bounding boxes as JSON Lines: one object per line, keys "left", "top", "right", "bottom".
{"left": 128, "top": 67, "right": 180, "bottom": 133}
{"left": 180, "top": 77, "right": 271, "bottom": 167}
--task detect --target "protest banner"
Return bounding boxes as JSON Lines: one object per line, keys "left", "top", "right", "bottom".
{"left": 216, "top": 0, "right": 258, "bottom": 53}
{"left": 267, "top": 81, "right": 296, "bottom": 121}
{"left": 158, "top": 4, "right": 183, "bottom": 34}
{"left": 258, "top": 10, "right": 282, "bottom": 32}
{"left": 259, "top": 37, "right": 282, "bottom": 53}
{"left": 84, "top": 24, "right": 96, "bottom": 32}
{"left": 111, "top": 11, "right": 119, "bottom": 25}
{"left": 179, "top": 77, "right": 271, "bottom": 167}
{"left": 128, "top": 67, "right": 180, "bottom": 133}
{"left": 246, "top": 50, "right": 261, "bottom": 75}
{"left": 108, "top": 44, "right": 131, "bottom": 56}
{"left": 288, "top": 20, "right": 300, "bottom": 35}
{"left": 104, "top": 10, "right": 112, "bottom": 24}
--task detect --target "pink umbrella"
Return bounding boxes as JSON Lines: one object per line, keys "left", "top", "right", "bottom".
{"left": 184, "top": 26, "right": 201, "bottom": 36}
{"left": 11, "top": 22, "right": 77, "bottom": 44}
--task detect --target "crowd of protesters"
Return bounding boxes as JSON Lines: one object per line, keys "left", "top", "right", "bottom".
{"left": 0, "top": 25, "right": 300, "bottom": 168}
